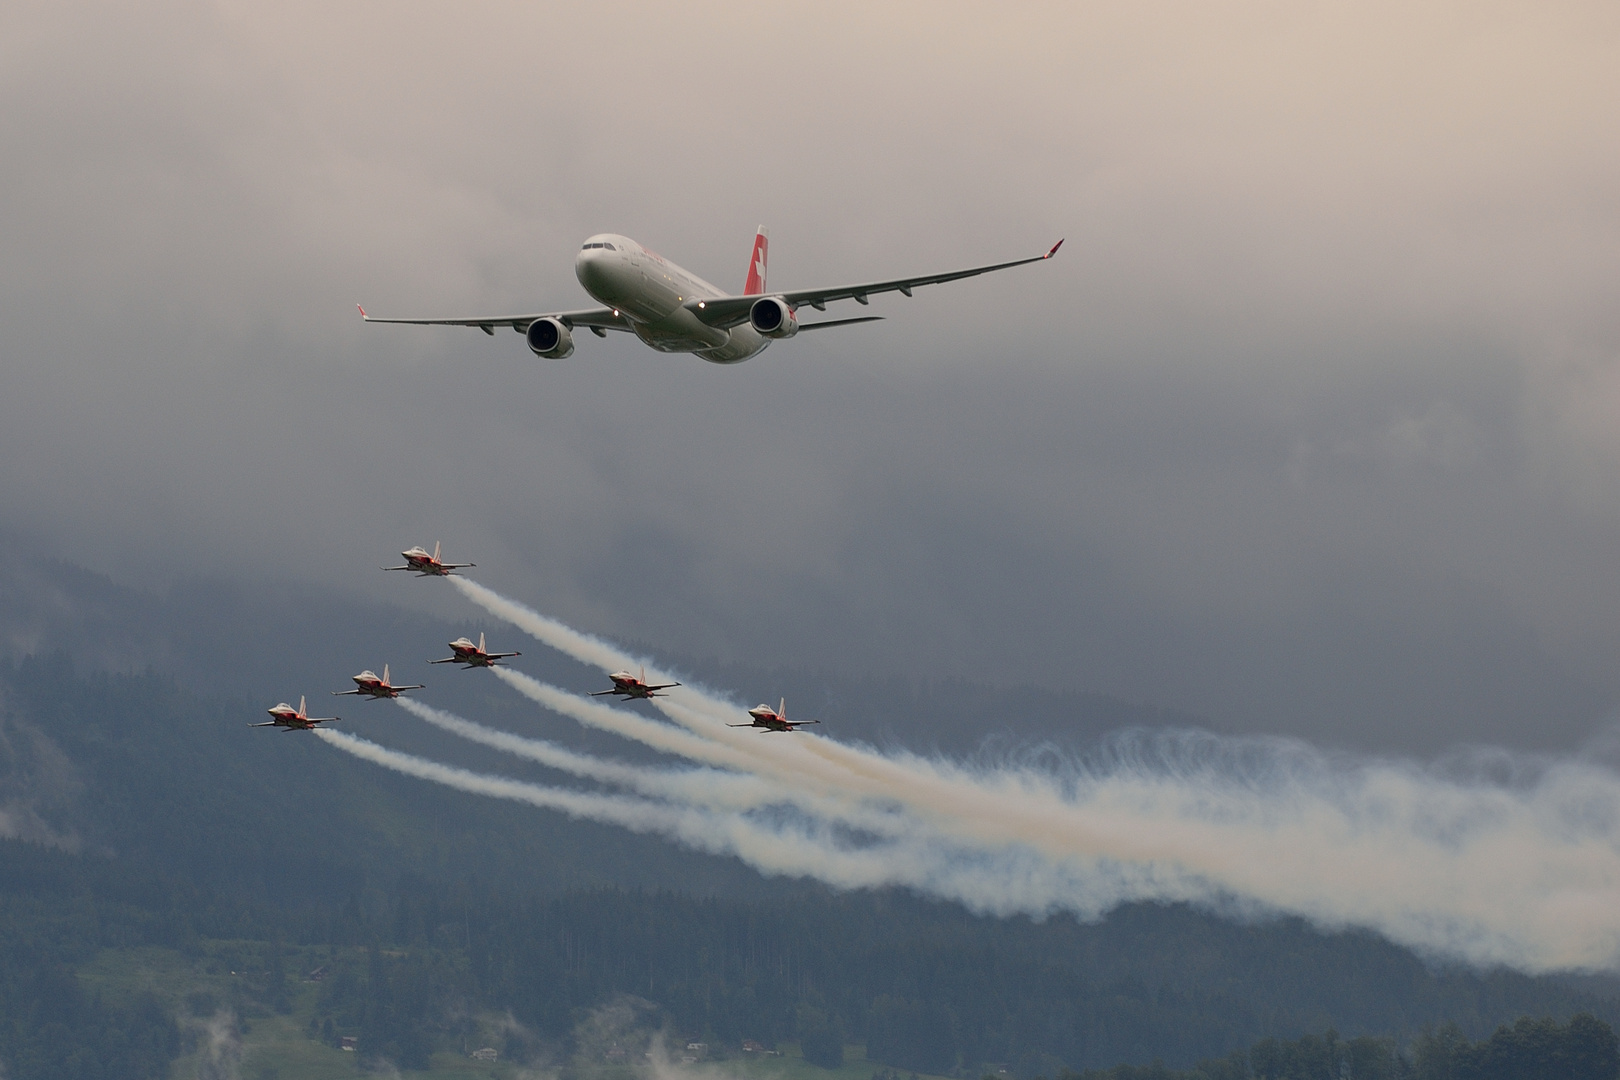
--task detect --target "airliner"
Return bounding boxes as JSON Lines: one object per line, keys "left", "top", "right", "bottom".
{"left": 360, "top": 228, "right": 1062, "bottom": 365}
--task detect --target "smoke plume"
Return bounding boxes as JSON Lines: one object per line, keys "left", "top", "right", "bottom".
{"left": 336, "top": 580, "right": 1620, "bottom": 973}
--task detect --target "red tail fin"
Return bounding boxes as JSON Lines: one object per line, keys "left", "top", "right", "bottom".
{"left": 744, "top": 227, "right": 769, "bottom": 295}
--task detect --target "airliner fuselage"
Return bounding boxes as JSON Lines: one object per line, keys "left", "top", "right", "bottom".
{"left": 575, "top": 235, "right": 767, "bottom": 363}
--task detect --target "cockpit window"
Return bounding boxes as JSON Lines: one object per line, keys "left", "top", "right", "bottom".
{"left": 582, "top": 242, "right": 602, "bottom": 250}
{"left": 602, "top": 242, "right": 616, "bottom": 251}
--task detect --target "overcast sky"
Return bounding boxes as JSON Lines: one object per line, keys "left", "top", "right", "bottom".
{"left": 1, "top": 1, "right": 1617, "bottom": 754}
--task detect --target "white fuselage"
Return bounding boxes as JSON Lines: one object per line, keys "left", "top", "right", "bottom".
{"left": 575, "top": 235, "right": 768, "bottom": 364}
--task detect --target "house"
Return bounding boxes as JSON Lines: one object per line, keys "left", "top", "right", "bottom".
{"left": 305, "top": 965, "right": 328, "bottom": 982}
{"left": 742, "top": 1041, "right": 766, "bottom": 1053}
{"left": 472, "top": 1048, "right": 499, "bottom": 1061}
{"left": 340, "top": 1036, "right": 358, "bottom": 1052}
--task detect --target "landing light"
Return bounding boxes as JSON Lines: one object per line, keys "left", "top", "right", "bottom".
{"left": 698, "top": 301, "right": 705, "bottom": 308}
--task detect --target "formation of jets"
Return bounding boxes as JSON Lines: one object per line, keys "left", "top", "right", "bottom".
{"left": 262, "top": 545, "right": 814, "bottom": 734}
{"left": 361, "top": 227, "right": 1061, "bottom": 366}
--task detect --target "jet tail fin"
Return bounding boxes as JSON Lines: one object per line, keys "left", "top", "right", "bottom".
{"left": 744, "top": 226, "right": 769, "bottom": 295}
{"left": 382, "top": 663, "right": 390, "bottom": 684}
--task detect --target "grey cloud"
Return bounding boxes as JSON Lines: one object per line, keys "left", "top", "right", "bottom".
{"left": 0, "top": 1, "right": 1617, "bottom": 757}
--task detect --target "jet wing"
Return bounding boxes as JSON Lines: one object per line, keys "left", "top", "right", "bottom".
{"left": 332, "top": 689, "right": 362, "bottom": 696}
{"left": 358, "top": 305, "right": 633, "bottom": 336}
{"left": 685, "top": 240, "right": 1063, "bottom": 330}
{"left": 486, "top": 651, "right": 522, "bottom": 660}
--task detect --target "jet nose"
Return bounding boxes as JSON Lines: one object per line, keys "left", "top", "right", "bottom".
{"left": 575, "top": 247, "right": 610, "bottom": 293}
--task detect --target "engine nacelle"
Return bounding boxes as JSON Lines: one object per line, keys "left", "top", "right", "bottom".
{"left": 749, "top": 296, "right": 798, "bottom": 339}
{"left": 525, "top": 317, "right": 575, "bottom": 359}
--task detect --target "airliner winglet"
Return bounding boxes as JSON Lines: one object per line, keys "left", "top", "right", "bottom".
{"left": 1046, "top": 239, "right": 1064, "bottom": 258}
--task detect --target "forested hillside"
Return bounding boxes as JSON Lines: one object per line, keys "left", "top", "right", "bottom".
{"left": 1, "top": 655, "right": 1618, "bottom": 1078}
{"left": 1072, "top": 1017, "right": 1620, "bottom": 1080}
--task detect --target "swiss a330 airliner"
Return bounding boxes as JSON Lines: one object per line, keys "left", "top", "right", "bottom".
{"left": 360, "top": 228, "right": 1062, "bottom": 365}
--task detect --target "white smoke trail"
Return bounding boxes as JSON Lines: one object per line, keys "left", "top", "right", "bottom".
{"left": 394, "top": 696, "right": 778, "bottom": 810}
{"left": 453, "top": 577, "right": 633, "bottom": 673}
{"left": 640, "top": 688, "right": 1620, "bottom": 973}
{"left": 453, "top": 577, "right": 966, "bottom": 806}
{"left": 314, "top": 728, "right": 1020, "bottom": 894}
{"left": 488, "top": 667, "right": 750, "bottom": 769}
{"left": 485, "top": 668, "right": 921, "bottom": 836}
{"left": 447, "top": 582, "right": 940, "bottom": 817}
{"left": 447, "top": 579, "right": 1620, "bottom": 972}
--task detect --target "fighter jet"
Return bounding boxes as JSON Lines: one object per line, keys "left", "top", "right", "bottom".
{"left": 590, "top": 666, "right": 680, "bottom": 700}
{"left": 429, "top": 632, "right": 520, "bottom": 669}
{"left": 384, "top": 542, "right": 474, "bottom": 577}
{"left": 332, "top": 665, "right": 424, "bottom": 700}
{"left": 253, "top": 696, "right": 339, "bottom": 732}
{"left": 729, "top": 699, "right": 820, "bottom": 733}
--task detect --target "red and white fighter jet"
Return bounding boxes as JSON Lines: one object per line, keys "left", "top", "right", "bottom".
{"left": 253, "top": 696, "right": 339, "bottom": 732}
{"left": 729, "top": 699, "right": 820, "bottom": 733}
{"left": 429, "top": 632, "right": 520, "bottom": 669}
{"left": 384, "top": 542, "right": 474, "bottom": 577}
{"left": 590, "top": 666, "right": 681, "bottom": 700}
{"left": 333, "top": 665, "right": 424, "bottom": 700}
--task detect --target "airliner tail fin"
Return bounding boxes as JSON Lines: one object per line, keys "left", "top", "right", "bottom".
{"left": 744, "top": 226, "right": 769, "bottom": 295}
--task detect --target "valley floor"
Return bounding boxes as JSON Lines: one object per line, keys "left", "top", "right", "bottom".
{"left": 78, "top": 943, "right": 950, "bottom": 1080}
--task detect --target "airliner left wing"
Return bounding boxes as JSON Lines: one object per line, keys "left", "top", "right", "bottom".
{"left": 358, "top": 305, "right": 632, "bottom": 336}
{"left": 686, "top": 239, "right": 1063, "bottom": 329}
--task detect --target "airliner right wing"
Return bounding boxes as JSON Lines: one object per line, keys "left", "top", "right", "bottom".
{"left": 358, "top": 305, "right": 633, "bottom": 337}
{"left": 687, "top": 240, "right": 1063, "bottom": 330}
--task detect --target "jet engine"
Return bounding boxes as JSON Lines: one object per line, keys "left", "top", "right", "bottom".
{"left": 525, "top": 317, "right": 575, "bottom": 359}
{"left": 749, "top": 297, "right": 798, "bottom": 339}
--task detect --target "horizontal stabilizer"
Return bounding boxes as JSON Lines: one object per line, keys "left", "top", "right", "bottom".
{"left": 798, "top": 316, "right": 884, "bottom": 331}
